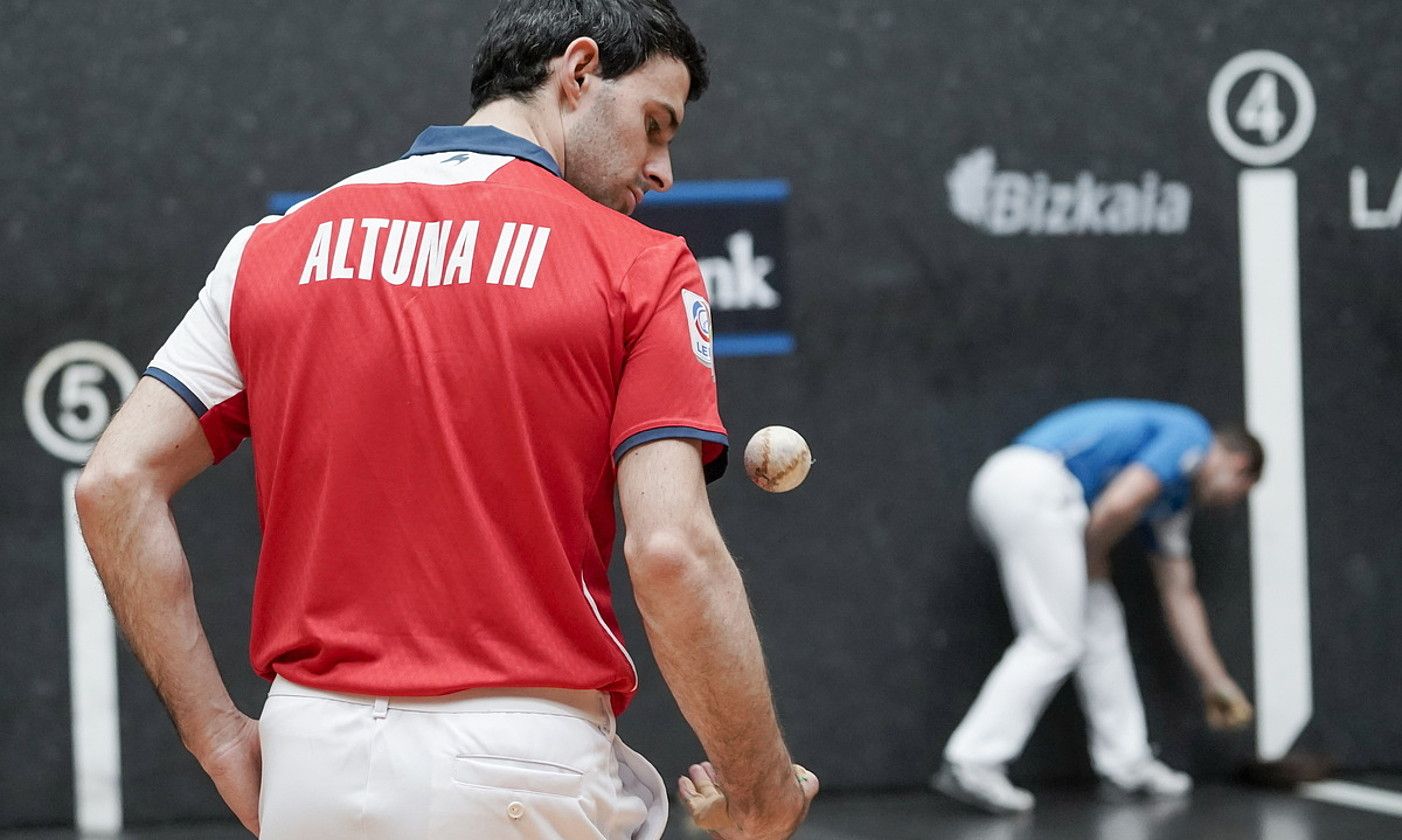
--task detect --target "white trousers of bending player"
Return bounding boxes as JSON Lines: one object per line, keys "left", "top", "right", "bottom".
{"left": 944, "top": 445, "right": 1155, "bottom": 779}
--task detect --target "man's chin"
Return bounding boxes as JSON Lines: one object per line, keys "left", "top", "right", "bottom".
{"left": 600, "top": 194, "right": 633, "bottom": 215}
{"left": 568, "top": 180, "right": 630, "bottom": 214}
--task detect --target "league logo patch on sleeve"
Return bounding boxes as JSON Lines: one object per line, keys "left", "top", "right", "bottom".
{"left": 681, "top": 288, "right": 715, "bottom": 370}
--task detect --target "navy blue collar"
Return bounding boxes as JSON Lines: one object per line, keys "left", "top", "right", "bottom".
{"left": 401, "top": 125, "right": 561, "bottom": 178}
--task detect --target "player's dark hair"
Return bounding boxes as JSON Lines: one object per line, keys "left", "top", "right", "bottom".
{"left": 470, "top": 0, "right": 709, "bottom": 109}
{"left": 1215, "top": 424, "right": 1265, "bottom": 479}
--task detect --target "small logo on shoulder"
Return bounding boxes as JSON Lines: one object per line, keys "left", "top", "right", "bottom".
{"left": 681, "top": 288, "right": 714, "bottom": 369}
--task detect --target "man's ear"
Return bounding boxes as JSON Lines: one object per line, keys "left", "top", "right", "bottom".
{"left": 556, "top": 37, "right": 602, "bottom": 108}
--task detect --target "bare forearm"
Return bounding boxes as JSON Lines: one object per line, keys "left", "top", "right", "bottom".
{"left": 617, "top": 438, "right": 803, "bottom": 831}
{"left": 1160, "top": 589, "right": 1231, "bottom": 686}
{"left": 77, "top": 477, "right": 239, "bottom": 761}
{"left": 1084, "top": 465, "right": 1162, "bottom": 577}
{"left": 633, "top": 552, "right": 793, "bottom": 815}
{"left": 1084, "top": 509, "right": 1136, "bottom": 577}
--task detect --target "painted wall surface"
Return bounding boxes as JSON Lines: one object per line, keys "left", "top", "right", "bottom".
{"left": 2, "top": 0, "right": 1399, "bottom": 826}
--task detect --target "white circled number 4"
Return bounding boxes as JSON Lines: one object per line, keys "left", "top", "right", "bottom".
{"left": 1235, "top": 71, "right": 1287, "bottom": 144}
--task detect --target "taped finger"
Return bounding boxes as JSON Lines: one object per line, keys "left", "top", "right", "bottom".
{"left": 678, "top": 774, "right": 698, "bottom": 800}
{"left": 688, "top": 763, "right": 718, "bottom": 796}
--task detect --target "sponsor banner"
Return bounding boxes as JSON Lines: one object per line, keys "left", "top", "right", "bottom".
{"left": 270, "top": 179, "right": 794, "bottom": 357}
{"left": 633, "top": 180, "right": 792, "bottom": 356}
{"left": 946, "top": 147, "right": 1192, "bottom": 236}
{"left": 1350, "top": 166, "right": 1402, "bottom": 230}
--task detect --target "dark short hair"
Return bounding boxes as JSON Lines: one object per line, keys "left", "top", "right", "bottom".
{"left": 470, "top": 0, "right": 709, "bottom": 109}
{"left": 1215, "top": 424, "right": 1265, "bottom": 479}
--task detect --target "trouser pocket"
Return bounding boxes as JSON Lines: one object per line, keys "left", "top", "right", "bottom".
{"left": 432, "top": 753, "right": 605, "bottom": 839}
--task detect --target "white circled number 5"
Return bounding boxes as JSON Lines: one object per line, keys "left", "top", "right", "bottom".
{"left": 56, "top": 363, "right": 112, "bottom": 442}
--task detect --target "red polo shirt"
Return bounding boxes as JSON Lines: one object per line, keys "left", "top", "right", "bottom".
{"left": 146, "top": 126, "right": 727, "bottom": 713}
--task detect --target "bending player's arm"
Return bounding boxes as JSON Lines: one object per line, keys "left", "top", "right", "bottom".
{"left": 1151, "top": 552, "right": 1254, "bottom": 730}
{"left": 1083, "top": 464, "right": 1162, "bottom": 579}
{"left": 75, "top": 379, "right": 261, "bottom": 836}
{"left": 619, "top": 438, "right": 816, "bottom": 839}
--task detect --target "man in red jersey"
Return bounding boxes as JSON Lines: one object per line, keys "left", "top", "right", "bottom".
{"left": 76, "top": 2, "right": 816, "bottom": 837}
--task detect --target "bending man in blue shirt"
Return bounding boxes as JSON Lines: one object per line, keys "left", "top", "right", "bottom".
{"left": 935, "top": 400, "right": 1263, "bottom": 814}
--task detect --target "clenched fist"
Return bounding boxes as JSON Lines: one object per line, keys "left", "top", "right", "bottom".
{"left": 678, "top": 761, "right": 819, "bottom": 839}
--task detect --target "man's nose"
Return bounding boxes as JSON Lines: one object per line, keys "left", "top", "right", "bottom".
{"left": 644, "top": 149, "right": 673, "bottom": 193}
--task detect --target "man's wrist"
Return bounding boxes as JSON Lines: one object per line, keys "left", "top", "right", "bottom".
{"left": 730, "top": 762, "right": 803, "bottom": 827}
{"left": 182, "top": 704, "right": 247, "bottom": 765}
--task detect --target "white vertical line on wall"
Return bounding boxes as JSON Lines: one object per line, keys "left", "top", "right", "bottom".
{"left": 63, "top": 468, "right": 123, "bottom": 833}
{"left": 1239, "top": 169, "right": 1313, "bottom": 761}
{"left": 1299, "top": 781, "right": 1402, "bottom": 818}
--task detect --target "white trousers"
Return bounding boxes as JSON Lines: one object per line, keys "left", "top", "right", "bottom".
{"left": 944, "top": 446, "right": 1154, "bottom": 778}
{"left": 259, "top": 676, "right": 668, "bottom": 840}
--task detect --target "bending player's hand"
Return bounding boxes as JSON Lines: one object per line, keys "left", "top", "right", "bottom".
{"left": 195, "top": 711, "right": 262, "bottom": 837}
{"left": 678, "top": 761, "right": 818, "bottom": 839}
{"left": 1204, "top": 678, "right": 1254, "bottom": 731}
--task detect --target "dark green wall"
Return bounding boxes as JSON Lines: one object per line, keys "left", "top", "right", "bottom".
{"left": 2, "top": 0, "right": 1399, "bottom": 827}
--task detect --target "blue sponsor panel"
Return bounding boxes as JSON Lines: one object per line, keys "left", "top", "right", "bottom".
{"left": 267, "top": 191, "right": 308, "bottom": 215}
{"left": 638, "top": 179, "right": 790, "bottom": 206}
{"left": 634, "top": 180, "right": 792, "bottom": 354}
{"left": 713, "top": 331, "right": 796, "bottom": 357}
{"left": 268, "top": 179, "right": 794, "bottom": 357}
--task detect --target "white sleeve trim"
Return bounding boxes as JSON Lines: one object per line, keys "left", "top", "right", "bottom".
{"left": 148, "top": 224, "right": 256, "bottom": 412}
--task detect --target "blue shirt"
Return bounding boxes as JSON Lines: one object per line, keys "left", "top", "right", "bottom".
{"left": 1016, "top": 400, "right": 1212, "bottom": 528}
